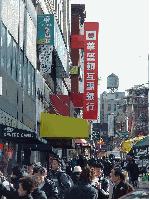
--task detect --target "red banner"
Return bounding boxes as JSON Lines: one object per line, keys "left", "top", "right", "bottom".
{"left": 83, "top": 22, "right": 99, "bottom": 119}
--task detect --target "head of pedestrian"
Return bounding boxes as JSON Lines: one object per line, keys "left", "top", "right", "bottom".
{"left": 111, "top": 169, "right": 126, "bottom": 185}
{"left": 51, "top": 157, "right": 62, "bottom": 171}
{"left": 79, "top": 166, "right": 95, "bottom": 184}
{"left": 27, "top": 164, "right": 34, "bottom": 176}
{"left": 18, "top": 176, "right": 34, "bottom": 197}
{"left": 94, "top": 161, "right": 104, "bottom": 178}
{"left": 11, "top": 166, "right": 23, "bottom": 178}
{"left": 30, "top": 175, "right": 41, "bottom": 190}
{"left": 73, "top": 166, "right": 82, "bottom": 174}
{"left": 33, "top": 166, "right": 46, "bottom": 183}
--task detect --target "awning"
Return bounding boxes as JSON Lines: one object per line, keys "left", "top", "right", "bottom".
{"left": 0, "top": 124, "right": 47, "bottom": 144}
{"left": 40, "top": 113, "right": 88, "bottom": 139}
{"left": 122, "top": 136, "right": 147, "bottom": 153}
{"left": 75, "top": 139, "right": 91, "bottom": 146}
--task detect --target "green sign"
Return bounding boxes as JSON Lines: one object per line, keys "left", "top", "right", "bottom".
{"left": 37, "top": 15, "right": 54, "bottom": 44}
{"left": 121, "top": 132, "right": 129, "bottom": 137}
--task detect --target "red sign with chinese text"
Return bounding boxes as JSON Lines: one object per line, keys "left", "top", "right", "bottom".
{"left": 83, "top": 22, "right": 99, "bottom": 119}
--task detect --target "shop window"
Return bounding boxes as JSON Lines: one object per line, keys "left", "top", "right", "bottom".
{"left": 7, "top": 31, "right": 13, "bottom": 75}
{"left": 1, "top": 22, "right": 7, "bottom": 70}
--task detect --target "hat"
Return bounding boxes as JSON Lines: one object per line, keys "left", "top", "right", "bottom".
{"left": 73, "top": 166, "right": 82, "bottom": 173}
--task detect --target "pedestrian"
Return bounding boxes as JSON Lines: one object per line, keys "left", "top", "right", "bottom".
{"left": 33, "top": 165, "right": 58, "bottom": 199}
{"left": 27, "top": 164, "right": 34, "bottom": 176}
{"left": 9, "top": 166, "right": 24, "bottom": 191}
{"left": 65, "top": 166, "right": 98, "bottom": 199}
{"left": 30, "top": 175, "right": 47, "bottom": 199}
{"left": 102, "top": 156, "right": 112, "bottom": 178}
{"left": 77, "top": 154, "right": 87, "bottom": 169}
{"left": 92, "top": 161, "right": 109, "bottom": 199}
{"left": 127, "top": 159, "right": 139, "bottom": 188}
{"left": 0, "top": 176, "right": 34, "bottom": 199}
{"left": 47, "top": 156, "right": 73, "bottom": 198}
{"left": 71, "top": 166, "right": 82, "bottom": 184}
{"left": 71, "top": 156, "right": 77, "bottom": 171}
{"left": 66, "top": 161, "right": 72, "bottom": 176}
{"left": 111, "top": 169, "right": 134, "bottom": 199}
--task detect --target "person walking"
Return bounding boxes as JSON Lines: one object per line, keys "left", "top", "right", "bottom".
{"left": 92, "top": 161, "right": 109, "bottom": 199}
{"left": 71, "top": 166, "right": 82, "bottom": 184}
{"left": 33, "top": 165, "right": 58, "bottom": 199}
{"left": 111, "top": 169, "right": 134, "bottom": 199}
{"left": 127, "top": 159, "right": 139, "bottom": 187}
{"left": 47, "top": 156, "right": 73, "bottom": 199}
{"left": 65, "top": 166, "right": 98, "bottom": 199}
{"left": 30, "top": 175, "right": 47, "bottom": 199}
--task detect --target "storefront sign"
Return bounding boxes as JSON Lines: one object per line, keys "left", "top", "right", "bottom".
{"left": 0, "top": 124, "right": 36, "bottom": 139}
{"left": 37, "top": 15, "right": 54, "bottom": 44}
{"left": 38, "top": 44, "right": 53, "bottom": 75}
{"left": 83, "top": 22, "right": 99, "bottom": 119}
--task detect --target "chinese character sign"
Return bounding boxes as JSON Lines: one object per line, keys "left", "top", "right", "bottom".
{"left": 83, "top": 22, "right": 99, "bottom": 120}
{"left": 38, "top": 45, "right": 53, "bottom": 75}
{"left": 37, "top": 15, "right": 54, "bottom": 44}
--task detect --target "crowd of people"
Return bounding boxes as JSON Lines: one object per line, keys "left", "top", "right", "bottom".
{"left": 0, "top": 155, "right": 139, "bottom": 199}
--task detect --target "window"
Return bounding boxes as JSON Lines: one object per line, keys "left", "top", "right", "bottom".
{"left": 19, "top": 50, "right": 23, "bottom": 87}
{"left": 32, "top": 67, "right": 36, "bottom": 98}
{"left": 108, "top": 104, "right": 111, "bottom": 111}
{"left": 12, "top": 40, "right": 18, "bottom": 81}
{"left": 102, "top": 104, "right": 104, "bottom": 109}
{"left": 1, "top": 22, "right": 7, "bottom": 70}
{"left": 114, "top": 104, "right": 116, "bottom": 111}
{"left": 7, "top": 32, "right": 13, "bottom": 75}
{"left": 28, "top": 62, "right": 32, "bottom": 96}
{"left": 23, "top": 57, "right": 28, "bottom": 93}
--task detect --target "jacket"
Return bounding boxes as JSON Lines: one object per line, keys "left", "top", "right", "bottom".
{"left": 95, "top": 174, "right": 109, "bottom": 199}
{"left": 32, "top": 187, "right": 47, "bottom": 199}
{"left": 40, "top": 178, "right": 58, "bottom": 199}
{"left": 65, "top": 181, "right": 98, "bottom": 199}
{"left": 47, "top": 168, "right": 72, "bottom": 199}
{"left": 112, "top": 181, "right": 134, "bottom": 199}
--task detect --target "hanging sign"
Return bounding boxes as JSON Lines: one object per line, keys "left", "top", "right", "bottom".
{"left": 83, "top": 22, "right": 99, "bottom": 120}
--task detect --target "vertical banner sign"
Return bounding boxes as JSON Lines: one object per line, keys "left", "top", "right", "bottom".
{"left": 37, "top": 15, "right": 54, "bottom": 75}
{"left": 83, "top": 22, "right": 99, "bottom": 119}
{"left": 38, "top": 45, "right": 53, "bottom": 75}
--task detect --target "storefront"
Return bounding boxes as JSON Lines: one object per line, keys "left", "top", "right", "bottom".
{"left": 0, "top": 124, "right": 53, "bottom": 174}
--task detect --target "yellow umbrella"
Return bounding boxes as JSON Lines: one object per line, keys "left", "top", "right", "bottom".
{"left": 122, "top": 136, "right": 146, "bottom": 153}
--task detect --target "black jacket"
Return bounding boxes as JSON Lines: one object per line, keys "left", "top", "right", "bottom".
{"left": 40, "top": 178, "right": 58, "bottom": 199}
{"left": 65, "top": 181, "right": 98, "bottom": 199}
{"left": 71, "top": 172, "right": 80, "bottom": 185}
{"left": 32, "top": 187, "right": 47, "bottom": 199}
{"left": 47, "top": 168, "right": 72, "bottom": 199}
{"left": 112, "top": 181, "right": 134, "bottom": 199}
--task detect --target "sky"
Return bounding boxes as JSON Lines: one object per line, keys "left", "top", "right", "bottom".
{"left": 71, "top": 0, "right": 149, "bottom": 96}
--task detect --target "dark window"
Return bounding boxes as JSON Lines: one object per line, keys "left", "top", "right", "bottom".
{"left": 108, "top": 104, "right": 111, "bottom": 111}
{"left": 114, "top": 104, "right": 116, "bottom": 111}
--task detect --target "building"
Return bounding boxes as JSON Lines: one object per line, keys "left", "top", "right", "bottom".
{"left": 0, "top": 0, "right": 73, "bottom": 174}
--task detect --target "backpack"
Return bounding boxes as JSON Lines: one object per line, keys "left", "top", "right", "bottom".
{"left": 57, "top": 172, "right": 74, "bottom": 188}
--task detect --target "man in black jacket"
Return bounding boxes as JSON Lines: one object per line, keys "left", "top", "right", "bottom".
{"left": 33, "top": 165, "right": 58, "bottom": 199}
{"left": 47, "top": 157, "right": 73, "bottom": 199}
{"left": 92, "top": 161, "right": 109, "bottom": 199}
{"left": 111, "top": 169, "right": 134, "bottom": 199}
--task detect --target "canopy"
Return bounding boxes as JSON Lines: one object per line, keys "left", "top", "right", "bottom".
{"left": 75, "top": 139, "right": 91, "bottom": 146}
{"left": 127, "top": 136, "right": 149, "bottom": 158}
{"left": 122, "top": 136, "right": 147, "bottom": 153}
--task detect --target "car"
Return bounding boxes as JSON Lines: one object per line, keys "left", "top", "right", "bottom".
{"left": 119, "top": 189, "right": 149, "bottom": 199}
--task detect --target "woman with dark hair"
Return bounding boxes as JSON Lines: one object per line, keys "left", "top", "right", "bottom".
{"left": 65, "top": 166, "right": 98, "bottom": 199}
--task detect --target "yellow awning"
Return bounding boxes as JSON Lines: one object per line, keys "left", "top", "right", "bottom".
{"left": 122, "top": 136, "right": 146, "bottom": 153}
{"left": 40, "top": 113, "right": 88, "bottom": 139}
